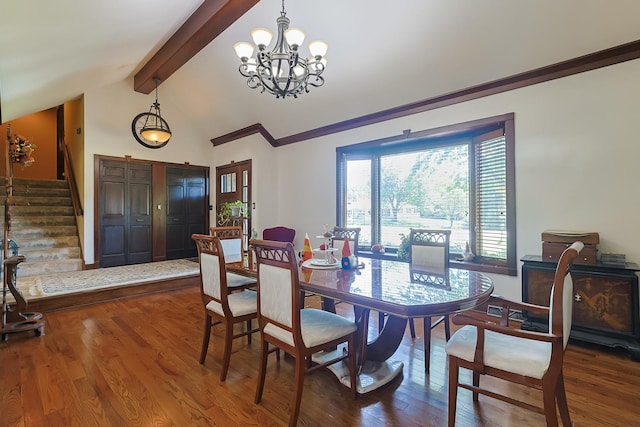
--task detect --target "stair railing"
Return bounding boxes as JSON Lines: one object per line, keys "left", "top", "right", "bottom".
{"left": 1, "top": 124, "right": 45, "bottom": 340}
{"left": 61, "top": 140, "right": 83, "bottom": 217}
{"left": 2, "top": 124, "right": 11, "bottom": 332}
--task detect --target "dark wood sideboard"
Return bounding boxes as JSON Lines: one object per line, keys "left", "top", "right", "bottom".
{"left": 521, "top": 255, "right": 640, "bottom": 361}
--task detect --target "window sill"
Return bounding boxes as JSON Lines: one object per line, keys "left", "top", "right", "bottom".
{"left": 358, "top": 251, "right": 516, "bottom": 276}
{"left": 449, "top": 259, "right": 517, "bottom": 276}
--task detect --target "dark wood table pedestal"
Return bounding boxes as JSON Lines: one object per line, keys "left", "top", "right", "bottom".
{"left": 305, "top": 259, "right": 493, "bottom": 393}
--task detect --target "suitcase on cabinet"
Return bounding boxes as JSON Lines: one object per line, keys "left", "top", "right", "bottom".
{"left": 541, "top": 230, "right": 599, "bottom": 265}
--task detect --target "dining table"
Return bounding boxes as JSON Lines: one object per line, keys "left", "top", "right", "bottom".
{"left": 230, "top": 257, "right": 493, "bottom": 394}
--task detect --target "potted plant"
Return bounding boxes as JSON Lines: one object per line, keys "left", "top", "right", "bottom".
{"left": 217, "top": 200, "right": 247, "bottom": 225}
{"left": 396, "top": 233, "right": 410, "bottom": 261}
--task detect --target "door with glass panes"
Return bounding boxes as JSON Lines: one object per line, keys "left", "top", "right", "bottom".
{"left": 215, "top": 160, "right": 252, "bottom": 260}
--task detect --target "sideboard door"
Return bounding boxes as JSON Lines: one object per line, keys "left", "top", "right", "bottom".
{"left": 522, "top": 255, "right": 640, "bottom": 361}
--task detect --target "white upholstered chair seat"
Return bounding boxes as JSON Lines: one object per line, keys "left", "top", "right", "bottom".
{"left": 264, "top": 308, "right": 357, "bottom": 347}
{"left": 251, "top": 239, "right": 357, "bottom": 426}
{"left": 192, "top": 233, "right": 259, "bottom": 381}
{"left": 446, "top": 325, "right": 552, "bottom": 379}
{"left": 446, "top": 242, "right": 583, "bottom": 427}
{"left": 206, "top": 290, "right": 257, "bottom": 318}
{"left": 226, "top": 272, "right": 257, "bottom": 289}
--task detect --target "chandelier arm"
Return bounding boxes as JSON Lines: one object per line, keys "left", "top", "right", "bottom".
{"left": 306, "top": 75, "right": 325, "bottom": 88}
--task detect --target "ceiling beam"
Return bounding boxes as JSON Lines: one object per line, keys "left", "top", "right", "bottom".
{"left": 134, "top": 0, "right": 260, "bottom": 94}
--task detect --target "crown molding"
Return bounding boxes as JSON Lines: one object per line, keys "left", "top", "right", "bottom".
{"left": 211, "top": 39, "right": 640, "bottom": 147}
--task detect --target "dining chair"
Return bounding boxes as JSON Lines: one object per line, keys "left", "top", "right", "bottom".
{"left": 251, "top": 239, "right": 358, "bottom": 427}
{"left": 379, "top": 228, "right": 452, "bottom": 372}
{"left": 262, "top": 226, "right": 296, "bottom": 244}
{"left": 331, "top": 226, "right": 361, "bottom": 255}
{"left": 210, "top": 226, "right": 257, "bottom": 290}
{"left": 410, "top": 228, "right": 452, "bottom": 371}
{"left": 445, "top": 241, "right": 583, "bottom": 427}
{"left": 319, "top": 226, "right": 362, "bottom": 312}
{"left": 192, "top": 234, "right": 259, "bottom": 381}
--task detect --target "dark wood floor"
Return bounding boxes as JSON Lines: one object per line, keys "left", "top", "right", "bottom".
{"left": 2, "top": 285, "right": 639, "bottom": 426}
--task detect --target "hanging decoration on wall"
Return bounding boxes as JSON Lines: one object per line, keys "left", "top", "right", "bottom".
{"left": 10, "top": 134, "right": 37, "bottom": 168}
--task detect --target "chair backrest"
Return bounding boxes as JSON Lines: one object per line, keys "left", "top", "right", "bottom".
{"left": 251, "top": 239, "right": 301, "bottom": 347}
{"left": 549, "top": 241, "right": 583, "bottom": 349}
{"left": 211, "top": 226, "right": 244, "bottom": 264}
{"left": 332, "top": 226, "right": 361, "bottom": 255}
{"left": 192, "top": 233, "right": 231, "bottom": 314}
{"left": 409, "top": 229, "right": 451, "bottom": 274}
{"left": 262, "top": 226, "right": 296, "bottom": 244}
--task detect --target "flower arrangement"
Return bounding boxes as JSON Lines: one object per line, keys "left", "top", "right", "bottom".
{"left": 10, "top": 134, "right": 37, "bottom": 168}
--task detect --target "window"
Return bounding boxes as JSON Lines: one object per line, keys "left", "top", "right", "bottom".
{"left": 337, "top": 114, "right": 516, "bottom": 275}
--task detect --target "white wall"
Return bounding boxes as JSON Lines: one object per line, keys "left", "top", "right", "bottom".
{"left": 213, "top": 58, "right": 640, "bottom": 301}
{"left": 82, "top": 78, "right": 215, "bottom": 264}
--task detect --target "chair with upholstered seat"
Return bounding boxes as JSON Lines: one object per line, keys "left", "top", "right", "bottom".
{"left": 262, "top": 226, "right": 296, "bottom": 244}
{"left": 318, "top": 226, "right": 362, "bottom": 312}
{"left": 445, "top": 241, "right": 583, "bottom": 427}
{"left": 210, "top": 226, "right": 257, "bottom": 290}
{"left": 331, "top": 226, "right": 361, "bottom": 255}
{"left": 251, "top": 239, "right": 357, "bottom": 427}
{"left": 192, "top": 234, "right": 259, "bottom": 381}
{"left": 379, "top": 228, "right": 452, "bottom": 372}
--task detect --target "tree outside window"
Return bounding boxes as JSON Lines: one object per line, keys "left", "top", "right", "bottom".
{"left": 337, "top": 114, "right": 515, "bottom": 276}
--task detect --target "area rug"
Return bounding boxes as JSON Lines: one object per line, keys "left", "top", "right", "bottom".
{"left": 16, "top": 259, "right": 200, "bottom": 299}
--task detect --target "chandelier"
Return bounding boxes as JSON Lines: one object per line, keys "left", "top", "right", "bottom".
{"left": 233, "top": 0, "right": 328, "bottom": 99}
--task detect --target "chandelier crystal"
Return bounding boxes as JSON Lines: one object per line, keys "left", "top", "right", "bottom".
{"left": 233, "top": 0, "right": 328, "bottom": 99}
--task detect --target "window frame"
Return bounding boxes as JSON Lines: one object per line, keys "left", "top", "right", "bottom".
{"left": 336, "top": 113, "right": 516, "bottom": 276}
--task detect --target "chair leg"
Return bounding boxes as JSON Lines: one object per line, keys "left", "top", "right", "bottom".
{"left": 289, "top": 352, "right": 306, "bottom": 427}
{"left": 219, "top": 321, "right": 234, "bottom": 381}
{"left": 199, "top": 313, "right": 212, "bottom": 364}
{"left": 255, "top": 337, "right": 269, "bottom": 404}
{"left": 423, "top": 317, "right": 431, "bottom": 372}
{"left": 447, "top": 357, "right": 459, "bottom": 427}
{"left": 444, "top": 315, "right": 451, "bottom": 341}
{"left": 556, "top": 373, "right": 572, "bottom": 426}
{"left": 246, "top": 319, "right": 252, "bottom": 344}
{"left": 409, "top": 318, "right": 416, "bottom": 338}
{"left": 378, "top": 312, "right": 385, "bottom": 333}
{"left": 472, "top": 372, "right": 480, "bottom": 401}
{"left": 347, "top": 335, "right": 358, "bottom": 399}
{"left": 542, "top": 380, "right": 559, "bottom": 427}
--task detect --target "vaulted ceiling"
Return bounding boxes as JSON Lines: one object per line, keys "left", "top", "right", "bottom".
{"left": 2, "top": 0, "right": 640, "bottom": 143}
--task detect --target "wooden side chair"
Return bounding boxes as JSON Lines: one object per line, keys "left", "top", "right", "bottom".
{"left": 408, "top": 228, "right": 452, "bottom": 372}
{"left": 192, "top": 234, "right": 259, "bottom": 381}
{"left": 331, "top": 226, "right": 361, "bottom": 255}
{"left": 251, "top": 239, "right": 357, "bottom": 427}
{"left": 210, "top": 226, "right": 256, "bottom": 290}
{"left": 262, "top": 226, "right": 296, "bottom": 244}
{"left": 445, "top": 241, "right": 584, "bottom": 427}
{"left": 379, "top": 228, "right": 452, "bottom": 372}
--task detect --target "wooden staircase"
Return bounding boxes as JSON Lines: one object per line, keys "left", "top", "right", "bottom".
{"left": 1, "top": 178, "right": 83, "bottom": 277}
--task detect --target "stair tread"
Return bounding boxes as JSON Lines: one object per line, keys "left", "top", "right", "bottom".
{"left": 1, "top": 178, "right": 81, "bottom": 277}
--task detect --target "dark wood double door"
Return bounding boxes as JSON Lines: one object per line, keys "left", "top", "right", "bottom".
{"left": 98, "top": 158, "right": 208, "bottom": 268}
